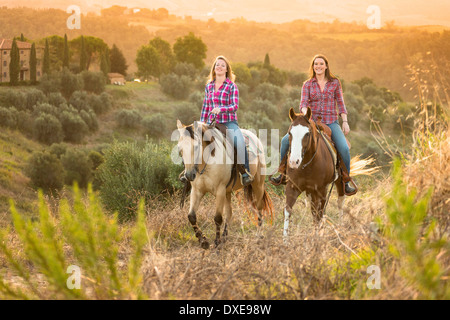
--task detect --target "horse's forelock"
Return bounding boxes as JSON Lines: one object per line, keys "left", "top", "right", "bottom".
{"left": 185, "top": 125, "right": 195, "bottom": 139}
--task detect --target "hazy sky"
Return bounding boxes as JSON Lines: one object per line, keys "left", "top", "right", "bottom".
{"left": 2, "top": 0, "right": 450, "bottom": 26}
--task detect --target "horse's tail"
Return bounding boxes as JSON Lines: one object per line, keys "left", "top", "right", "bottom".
{"left": 243, "top": 185, "right": 274, "bottom": 225}
{"left": 350, "top": 155, "right": 379, "bottom": 177}
{"left": 262, "top": 189, "right": 274, "bottom": 224}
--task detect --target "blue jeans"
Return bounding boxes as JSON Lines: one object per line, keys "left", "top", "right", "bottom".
{"left": 280, "top": 120, "right": 351, "bottom": 174}
{"left": 223, "top": 121, "right": 250, "bottom": 172}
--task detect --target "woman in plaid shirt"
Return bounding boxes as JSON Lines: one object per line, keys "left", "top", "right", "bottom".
{"left": 185, "top": 55, "right": 253, "bottom": 186}
{"left": 271, "top": 54, "right": 356, "bottom": 195}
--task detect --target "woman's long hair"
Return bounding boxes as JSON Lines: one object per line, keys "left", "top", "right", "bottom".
{"left": 308, "top": 54, "right": 338, "bottom": 81}
{"left": 207, "top": 55, "right": 236, "bottom": 84}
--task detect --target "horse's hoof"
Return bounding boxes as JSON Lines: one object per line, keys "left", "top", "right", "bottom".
{"left": 200, "top": 240, "right": 210, "bottom": 250}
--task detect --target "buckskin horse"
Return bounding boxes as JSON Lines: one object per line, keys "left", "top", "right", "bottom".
{"left": 176, "top": 119, "right": 273, "bottom": 249}
{"left": 282, "top": 107, "right": 375, "bottom": 239}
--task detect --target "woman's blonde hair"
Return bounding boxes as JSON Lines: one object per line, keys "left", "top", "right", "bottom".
{"left": 207, "top": 55, "right": 236, "bottom": 83}
{"left": 308, "top": 54, "right": 337, "bottom": 81}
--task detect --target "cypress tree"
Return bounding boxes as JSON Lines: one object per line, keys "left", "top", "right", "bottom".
{"left": 263, "top": 53, "right": 271, "bottom": 68}
{"left": 80, "top": 36, "right": 87, "bottom": 72}
{"left": 100, "top": 49, "right": 110, "bottom": 76}
{"left": 9, "top": 39, "right": 20, "bottom": 85}
{"left": 110, "top": 44, "right": 128, "bottom": 76}
{"left": 63, "top": 34, "right": 70, "bottom": 69}
{"left": 30, "top": 42, "right": 37, "bottom": 83}
{"left": 43, "top": 39, "right": 50, "bottom": 75}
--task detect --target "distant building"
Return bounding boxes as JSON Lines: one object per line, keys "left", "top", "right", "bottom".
{"left": 108, "top": 72, "right": 125, "bottom": 85}
{"left": 0, "top": 38, "right": 43, "bottom": 83}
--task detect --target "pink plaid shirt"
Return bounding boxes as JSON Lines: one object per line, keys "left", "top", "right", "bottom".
{"left": 299, "top": 77, "right": 347, "bottom": 124}
{"left": 200, "top": 78, "right": 239, "bottom": 124}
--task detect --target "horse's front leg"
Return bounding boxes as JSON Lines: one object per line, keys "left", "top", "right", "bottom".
{"left": 188, "top": 189, "right": 209, "bottom": 249}
{"left": 214, "top": 187, "right": 226, "bottom": 248}
{"left": 284, "top": 183, "right": 301, "bottom": 242}
{"left": 221, "top": 192, "right": 232, "bottom": 243}
{"left": 310, "top": 189, "right": 327, "bottom": 223}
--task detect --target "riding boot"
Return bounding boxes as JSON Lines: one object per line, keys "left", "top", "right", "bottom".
{"left": 345, "top": 182, "right": 356, "bottom": 195}
{"left": 337, "top": 154, "right": 358, "bottom": 196}
{"left": 269, "top": 154, "right": 287, "bottom": 186}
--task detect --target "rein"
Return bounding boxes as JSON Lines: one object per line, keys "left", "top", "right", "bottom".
{"left": 194, "top": 113, "right": 217, "bottom": 176}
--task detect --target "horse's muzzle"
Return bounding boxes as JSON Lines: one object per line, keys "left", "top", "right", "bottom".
{"left": 185, "top": 168, "right": 197, "bottom": 181}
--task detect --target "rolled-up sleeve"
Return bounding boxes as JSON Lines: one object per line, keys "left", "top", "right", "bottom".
{"left": 299, "top": 81, "right": 310, "bottom": 112}
{"left": 220, "top": 83, "right": 239, "bottom": 114}
{"left": 200, "top": 86, "right": 210, "bottom": 123}
{"left": 335, "top": 80, "right": 347, "bottom": 115}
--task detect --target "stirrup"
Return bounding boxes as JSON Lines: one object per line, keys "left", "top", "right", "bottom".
{"left": 240, "top": 170, "right": 254, "bottom": 186}
{"left": 269, "top": 173, "right": 287, "bottom": 186}
{"left": 344, "top": 179, "right": 358, "bottom": 196}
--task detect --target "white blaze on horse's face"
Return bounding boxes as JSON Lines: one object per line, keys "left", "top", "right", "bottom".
{"left": 289, "top": 124, "right": 310, "bottom": 169}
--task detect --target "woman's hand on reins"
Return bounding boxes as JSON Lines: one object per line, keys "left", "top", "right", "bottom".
{"left": 342, "top": 121, "right": 350, "bottom": 135}
{"left": 211, "top": 107, "right": 221, "bottom": 115}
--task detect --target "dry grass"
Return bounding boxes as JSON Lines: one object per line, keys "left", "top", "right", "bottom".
{"left": 137, "top": 181, "right": 391, "bottom": 300}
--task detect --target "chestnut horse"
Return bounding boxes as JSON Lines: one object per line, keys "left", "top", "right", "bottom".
{"left": 283, "top": 107, "right": 345, "bottom": 238}
{"left": 176, "top": 120, "right": 273, "bottom": 249}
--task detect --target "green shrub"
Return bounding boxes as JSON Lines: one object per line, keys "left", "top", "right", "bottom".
{"left": 1, "top": 89, "right": 26, "bottom": 110}
{"left": 173, "top": 102, "right": 199, "bottom": 125}
{"left": 59, "top": 111, "right": 89, "bottom": 143}
{"left": 69, "top": 91, "right": 91, "bottom": 112}
{"left": 249, "top": 98, "right": 278, "bottom": 120}
{"left": 60, "top": 68, "right": 84, "bottom": 99}
{"left": 173, "top": 62, "right": 197, "bottom": 80}
{"left": 160, "top": 73, "right": 191, "bottom": 99}
{"left": 96, "top": 140, "right": 183, "bottom": 220}
{"left": 33, "top": 113, "right": 64, "bottom": 144}
{"left": 81, "top": 71, "right": 106, "bottom": 94}
{"left": 88, "top": 150, "right": 104, "bottom": 171}
{"left": 47, "top": 92, "right": 66, "bottom": 107}
{"left": 49, "top": 142, "right": 69, "bottom": 159}
{"left": 38, "top": 73, "right": 61, "bottom": 95}
{"left": 87, "top": 94, "right": 102, "bottom": 115}
{"left": 0, "top": 185, "right": 148, "bottom": 299}
{"left": 61, "top": 149, "right": 93, "bottom": 188}
{"left": 382, "top": 159, "right": 449, "bottom": 299}
{"left": 79, "top": 109, "right": 99, "bottom": 132}
{"left": 25, "top": 89, "right": 47, "bottom": 111}
{"left": 32, "top": 102, "right": 59, "bottom": 118}
{"left": 26, "top": 151, "right": 65, "bottom": 191}
{"left": 116, "top": 109, "right": 141, "bottom": 129}
{"left": 0, "top": 107, "right": 18, "bottom": 129}
{"left": 188, "top": 91, "right": 204, "bottom": 107}
{"left": 142, "top": 113, "right": 167, "bottom": 138}
{"left": 253, "top": 83, "right": 284, "bottom": 104}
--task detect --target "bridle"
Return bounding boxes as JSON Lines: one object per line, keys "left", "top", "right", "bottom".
{"left": 186, "top": 114, "right": 217, "bottom": 177}
{"left": 288, "top": 119, "right": 320, "bottom": 170}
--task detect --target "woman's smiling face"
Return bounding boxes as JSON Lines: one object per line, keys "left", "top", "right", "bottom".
{"left": 215, "top": 59, "right": 227, "bottom": 77}
{"left": 313, "top": 58, "right": 327, "bottom": 76}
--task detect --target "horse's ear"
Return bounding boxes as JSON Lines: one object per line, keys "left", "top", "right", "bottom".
{"left": 289, "top": 107, "right": 299, "bottom": 121}
{"left": 177, "top": 119, "right": 184, "bottom": 130}
{"left": 305, "top": 107, "right": 312, "bottom": 121}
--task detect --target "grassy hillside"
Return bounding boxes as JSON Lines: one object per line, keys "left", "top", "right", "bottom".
{"left": 0, "top": 74, "right": 448, "bottom": 300}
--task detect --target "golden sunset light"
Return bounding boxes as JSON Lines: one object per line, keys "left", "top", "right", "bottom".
{"left": 0, "top": 0, "right": 448, "bottom": 305}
